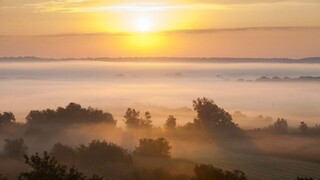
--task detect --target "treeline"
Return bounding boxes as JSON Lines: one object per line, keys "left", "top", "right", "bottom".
{"left": 0, "top": 137, "right": 247, "bottom": 180}
{"left": 0, "top": 98, "right": 242, "bottom": 137}
{"left": 258, "top": 118, "right": 320, "bottom": 135}
{"left": 0, "top": 98, "right": 319, "bottom": 179}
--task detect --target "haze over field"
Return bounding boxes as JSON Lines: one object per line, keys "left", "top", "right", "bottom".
{"left": 1, "top": 0, "right": 320, "bottom": 179}
{"left": 0, "top": 59, "right": 319, "bottom": 128}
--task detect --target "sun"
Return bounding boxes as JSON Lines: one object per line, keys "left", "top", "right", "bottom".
{"left": 134, "top": 16, "right": 153, "bottom": 32}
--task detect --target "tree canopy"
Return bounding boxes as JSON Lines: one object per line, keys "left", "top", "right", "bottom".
{"left": 0, "top": 112, "right": 15, "bottom": 127}
{"left": 18, "top": 152, "right": 103, "bottom": 180}
{"left": 3, "top": 138, "right": 28, "bottom": 159}
{"left": 193, "top": 164, "right": 247, "bottom": 180}
{"left": 78, "top": 140, "right": 132, "bottom": 167}
{"left": 191, "top": 98, "right": 238, "bottom": 131}
{"left": 164, "top": 115, "right": 177, "bottom": 131}
{"left": 26, "top": 103, "right": 116, "bottom": 125}
{"left": 123, "top": 108, "right": 153, "bottom": 129}
{"left": 133, "top": 137, "right": 172, "bottom": 158}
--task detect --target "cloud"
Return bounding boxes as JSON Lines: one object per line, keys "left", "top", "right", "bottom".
{"left": 22, "top": 1, "right": 196, "bottom": 13}
{"left": 5, "top": 0, "right": 317, "bottom": 13}
{"left": 18, "top": 26, "right": 319, "bottom": 38}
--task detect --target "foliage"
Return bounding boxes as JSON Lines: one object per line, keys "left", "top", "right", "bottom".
{"left": 123, "top": 108, "right": 152, "bottom": 129}
{"left": 3, "top": 138, "right": 28, "bottom": 159}
{"left": 125, "top": 168, "right": 190, "bottom": 180}
{"left": 78, "top": 140, "right": 132, "bottom": 167}
{"left": 192, "top": 98, "right": 238, "bottom": 131}
{"left": 270, "top": 118, "right": 288, "bottom": 133}
{"left": 295, "top": 178, "right": 314, "bottom": 180}
{"left": 51, "top": 143, "right": 77, "bottom": 166}
{"left": 193, "top": 164, "right": 247, "bottom": 180}
{"left": 0, "top": 112, "right": 15, "bottom": 127}
{"left": 26, "top": 103, "right": 116, "bottom": 125}
{"left": 18, "top": 152, "right": 103, "bottom": 180}
{"left": 164, "top": 115, "right": 177, "bottom": 131}
{"left": 134, "top": 138, "right": 171, "bottom": 158}
{"left": 0, "top": 174, "right": 7, "bottom": 180}
{"left": 299, "top": 121, "right": 309, "bottom": 134}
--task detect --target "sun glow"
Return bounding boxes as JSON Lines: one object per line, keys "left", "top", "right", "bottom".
{"left": 134, "top": 16, "right": 153, "bottom": 32}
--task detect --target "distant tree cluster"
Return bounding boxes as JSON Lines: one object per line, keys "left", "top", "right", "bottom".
{"left": 269, "top": 118, "right": 288, "bottom": 133}
{"left": 26, "top": 103, "right": 116, "bottom": 125}
{"left": 0, "top": 112, "right": 15, "bottom": 127}
{"left": 124, "top": 108, "right": 153, "bottom": 129}
{"left": 133, "top": 137, "right": 172, "bottom": 158}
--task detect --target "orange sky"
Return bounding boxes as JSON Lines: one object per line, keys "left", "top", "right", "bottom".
{"left": 1, "top": 0, "right": 320, "bottom": 58}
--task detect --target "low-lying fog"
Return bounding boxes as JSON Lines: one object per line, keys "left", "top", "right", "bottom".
{"left": 0, "top": 60, "right": 319, "bottom": 128}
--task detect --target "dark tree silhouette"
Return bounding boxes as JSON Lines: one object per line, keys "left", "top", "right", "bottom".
{"left": 164, "top": 115, "right": 177, "bottom": 131}
{"left": 26, "top": 103, "right": 116, "bottom": 125}
{"left": 133, "top": 138, "right": 171, "bottom": 158}
{"left": 140, "top": 111, "right": 152, "bottom": 128}
{"left": 193, "top": 164, "right": 247, "bottom": 180}
{"left": 0, "top": 174, "right": 7, "bottom": 180}
{"left": 78, "top": 140, "right": 132, "bottom": 168}
{"left": 295, "top": 178, "right": 314, "bottom": 180}
{"left": 18, "top": 152, "right": 103, "bottom": 180}
{"left": 124, "top": 108, "right": 152, "bottom": 129}
{"left": 126, "top": 168, "right": 190, "bottom": 180}
{"left": 270, "top": 118, "right": 288, "bottom": 133}
{"left": 299, "top": 121, "right": 309, "bottom": 134}
{"left": 0, "top": 112, "right": 15, "bottom": 127}
{"left": 124, "top": 108, "right": 141, "bottom": 128}
{"left": 51, "top": 143, "right": 77, "bottom": 166}
{"left": 3, "top": 138, "right": 28, "bottom": 159}
{"left": 192, "top": 98, "right": 238, "bottom": 131}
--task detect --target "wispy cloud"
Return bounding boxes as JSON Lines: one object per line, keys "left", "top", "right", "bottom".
{"left": 25, "top": 1, "right": 198, "bottom": 13}
{"left": 24, "top": 26, "right": 320, "bottom": 38}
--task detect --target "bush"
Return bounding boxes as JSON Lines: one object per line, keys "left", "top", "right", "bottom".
{"left": 193, "top": 164, "right": 247, "bottom": 180}
{"left": 51, "top": 143, "right": 77, "bottom": 166}
{"left": 3, "top": 138, "right": 28, "bottom": 159}
{"left": 26, "top": 103, "right": 116, "bottom": 125}
{"left": 134, "top": 138, "right": 172, "bottom": 158}
{"left": 78, "top": 140, "right": 132, "bottom": 167}
{"left": 18, "top": 152, "right": 103, "bottom": 180}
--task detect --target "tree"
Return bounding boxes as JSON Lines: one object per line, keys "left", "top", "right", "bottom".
{"left": 164, "top": 115, "right": 177, "bottom": 131}
{"left": 299, "top": 121, "right": 309, "bottom": 134}
{"left": 3, "top": 138, "right": 28, "bottom": 159}
{"left": 18, "top": 152, "right": 103, "bottom": 180}
{"left": 26, "top": 103, "right": 116, "bottom": 125}
{"left": 133, "top": 138, "right": 172, "bottom": 158}
{"left": 192, "top": 98, "right": 238, "bottom": 131}
{"left": 0, "top": 112, "right": 15, "bottom": 126}
{"left": 51, "top": 143, "right": 77, "bottom": 166}
{"left": 270, "top": 118, "right": 288, "bottom": 133}
{"left": 140, "top": 111, "right": 152, "bottom": 128}
{"left": 295, "top": 178, "right": 314, "bottom": 180}
{"left": 78, "top": 140, "right": 132, "bottom": 167}
{"left": 124, "top": 108, "right": 152, "bottom": 129}
{"left": 193, "top": 164, "right": 247, "bottom": 180}
{"left": 124, "top": 108, "right": 141, "bottom": 128}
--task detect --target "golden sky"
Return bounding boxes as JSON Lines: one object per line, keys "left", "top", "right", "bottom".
{"left": 1, "top": 0, "right": 320, "bottom": 58}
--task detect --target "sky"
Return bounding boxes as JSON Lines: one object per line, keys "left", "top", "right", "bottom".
{"left": 0, "top": 0, "right": 320, "bottom": 58}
